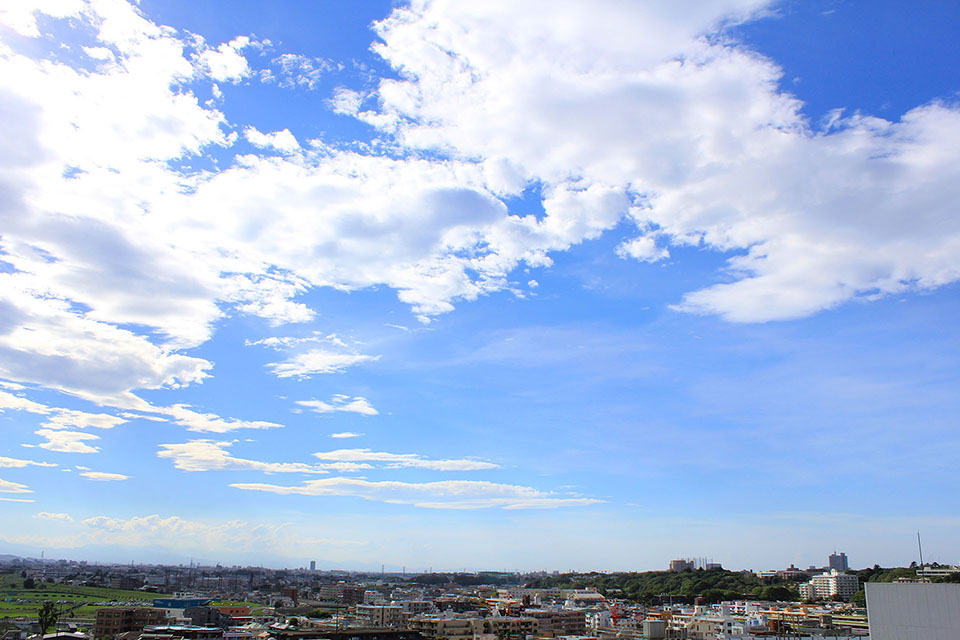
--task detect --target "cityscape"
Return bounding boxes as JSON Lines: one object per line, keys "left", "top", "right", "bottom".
{"left": 2, "top": 0, "right": 960, "bottom": 638}
{"left": 3, "top": 550, "right": 959, "bottom": 639}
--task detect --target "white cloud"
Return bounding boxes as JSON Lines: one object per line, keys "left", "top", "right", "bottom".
{"left": 0, "top": 478, "right": 32, "bottom": 494}
{"left": 330, "top": 432, "right": 364, "bottom": 439}
{"left": 231, "top": 477, "right": 601, "bottom": 509}
{"left": 268, "top": 350, "right": 380, "bottom": 379}
{"left": 42, "top": 409, "right": 127, "bottom": 430}
{"left": 1, "top": 0, "right": 956, "bottom": 443}
{"left": 364, "top": 0, "right": 960, "bottom": 322}
{"left": 157, "top": 440, "right": 337, "bottom": 474}
{"left": 297, "top": 395, "right": 379, "bottom": 416}
{"left": 244, "top": 126, "right": 300, "bottom": 153}
{"left": 34, "top": 428, "right": 100, "bottom": 454}
{"left": 0, "top": 0, "right": 83, "bottom": 38}
{"left": 0, "top": 497, "right": 36, "bottom": 503}
{"left": 270, "top": 53, "right": 337, "bottom": 90}
{"left": 79, "top": 470, "right": 128, "bottom": 481}
{"left": 197, "top": 35, "right": 252, "bottom": 82}
{"left": 161, "top": 404, "right": 283, "bottom": 434}
{"left": 312, "top": 448, "right": 498, "bottom": 471}
{"left": 0, "top": 389, "right": 127, "bottom": 436}
{"left": 616, "top": 235, "right": 670, "bottom": 263}
{"left": 36, "top": 511, "right": 73, "bottom": 521}
{"left": 0, "top": 456, "right": 57, "bottom": 468}
{"left": 0, "top": 390, "right": 52, "bottom": 414}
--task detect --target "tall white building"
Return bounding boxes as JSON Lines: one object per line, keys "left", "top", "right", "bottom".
{"left": 799, "top": 569, "right": 859, "bottom": 601}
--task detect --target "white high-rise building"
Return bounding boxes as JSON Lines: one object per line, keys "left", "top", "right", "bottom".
{"left": 799, "top": 569, "right": 859, "bottom": 601}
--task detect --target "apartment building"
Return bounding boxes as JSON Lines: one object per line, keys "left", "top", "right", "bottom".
{"left": 799, "top": 570, "right": 859, "bottom": 601}
{"left": 356, "top": 605, "right": 405, "bottom": 628}
{"left": 409, "top": 614, "right": 483, "bottom": 640}
{"left": 95, "top": 608, "right": 168, "bottom": 638}
{"left": 523, "top": 608, "right": 586, "bottom": 636}
{"left": 482, "top": 616, "right": 538, "bottom": 640}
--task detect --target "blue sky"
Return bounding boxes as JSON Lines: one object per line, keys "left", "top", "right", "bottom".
{"left": 1, "top": 0, "right": 959, "bottom": 572}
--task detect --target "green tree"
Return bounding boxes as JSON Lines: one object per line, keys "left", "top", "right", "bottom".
{"left": 762, "top": 586, "right": 794, "bottom": 601}
{"left": 23, "top": 577, "right": 36, "bottom": 589}
{"left": 38, "top": 601, "right": 57, "bottom": 634}
{"left": 700, "top": 588, "right": 725, "bottom": 604}
{"left": 850, "top": 590, "right": 866, "bottom": 606}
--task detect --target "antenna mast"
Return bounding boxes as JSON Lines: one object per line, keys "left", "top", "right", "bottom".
{"left": 917, "top": 532, "right": 926, "bottom": 582}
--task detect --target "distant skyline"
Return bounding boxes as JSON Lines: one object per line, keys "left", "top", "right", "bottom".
{"left": 1, "top": 0, "right": 959, "bottom": 571}
{"left": 0, "top": 548, "right": 867, "bottom": 574}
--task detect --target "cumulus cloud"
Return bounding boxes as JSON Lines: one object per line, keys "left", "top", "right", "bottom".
{"left": 244, "top": 126, "right": 300, "bottom": 153}
{"left": 617, "top": 236, "right": 670, "bottom": 263}
{"left": 297, "top": 395, "right": 379, "bottom": 416}
{"left": 197, "top": 35, "right": 252, "bottom": 82}
{"left": 312, "top": 448, "right": 498, "bottom": 471}
{"left": 231, "top": 477, "right": 601, "bottom": 509}
{"left": 0, "top": 0, "right": 83, "bottom": 38}
{"left": 364, "top": 0, "right": 960, "bottom": 322}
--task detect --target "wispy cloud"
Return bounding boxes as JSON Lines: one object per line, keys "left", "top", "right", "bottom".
{"left": 157, "top": 440, "right": 355, "bottom": 474}
{"left": 297, "top": 395, "right": 379, "bottom": 416}
{"left": 161, "top": 404, "right": 283, "bottom": 434}
{"left": 80, "top": 471, "right": 129, "bottom": 481}
{"left": 330, "top": 432, "right": 364, "bottom": 439}
{"left": 312, "top": 448, "right": 497, "bottom": 471}
{"left": 0, "top": 456, "right": 57, "bottom": 469}
{"left": 268, "top": 350, "right": 380, "bottom": 379}
{"left": 0, "top": 478, "right": 33, "bottom": 494}
{"left": 231, "top": 477, "right": 602, "bottom": 510}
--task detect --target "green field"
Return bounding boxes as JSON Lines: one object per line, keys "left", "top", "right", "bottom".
{"left": 0, "top": 573, "right": 169, "bottom": 620}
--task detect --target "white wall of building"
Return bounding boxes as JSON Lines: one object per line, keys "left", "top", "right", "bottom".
{"left": 866, "top": 582, "right": 960, "bottom": 640}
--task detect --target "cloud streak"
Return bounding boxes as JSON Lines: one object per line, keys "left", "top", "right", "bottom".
{"left": 231, "top": 477, "right": 602, "bottom": 510}
{"left": 297, "top": 395, "right": 379, "bottom": 416}
{"left": 312, "top": 448, "right": 498, "bottom": 471}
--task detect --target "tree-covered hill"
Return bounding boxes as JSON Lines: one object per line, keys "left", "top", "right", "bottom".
{"left": 525, "top": 568, "right": 800, "bottom": 605}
